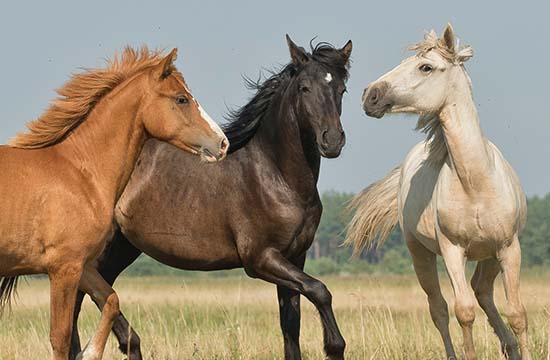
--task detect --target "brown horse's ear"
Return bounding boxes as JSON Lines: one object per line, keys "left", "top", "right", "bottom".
{"left": 442, "top": 23, "right": 455, "bottom": 52}
{"left": 286, "top": 34, "right": 309, "bottom": 66}
{"left": 340, "top": 40, "right": 353, "bottom": 64}
{"left": 154, "top": 48, "right": 178, "bottom": 80}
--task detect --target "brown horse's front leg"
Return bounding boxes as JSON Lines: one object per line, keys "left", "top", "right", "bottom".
{"left": 49, "top": 263, "right": 84, "bottom": 360}
{"left": 248, "top": 249, "right": 345, "bottom": 360}
{"left": 277, "top": 254, "right": 306, "bottom": 360}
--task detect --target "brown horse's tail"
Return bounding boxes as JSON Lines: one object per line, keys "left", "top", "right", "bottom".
{"left": 344, "top": 166, "right": 401, "bottom": 258}
{"left": 0, "top": 276, "right": 20, "bottom": 315}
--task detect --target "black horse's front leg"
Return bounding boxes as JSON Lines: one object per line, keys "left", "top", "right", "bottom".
{"left": 277, "top": 254, "right": 305, "bottom": 360}
{"left": 250, "top": 249, "right": 345, "bottom": 360}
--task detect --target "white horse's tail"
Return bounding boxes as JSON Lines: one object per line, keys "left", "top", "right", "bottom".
{"left": 344, "top": 166, "right": 401, "bottom": 258}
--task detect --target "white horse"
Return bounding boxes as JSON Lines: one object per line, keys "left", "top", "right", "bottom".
{"left": 345, "top": 24, "right": 530, "bottom": 360}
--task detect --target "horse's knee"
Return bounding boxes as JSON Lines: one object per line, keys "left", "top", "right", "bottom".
{"left": 51, "top": 327, "right": 72, "bottom": 356}
{"left": 303, "top": 281, "right": 332, "bottom": 307}
{"left": 455, "top": 297, "right": 476, "bottom": 327}
{"left": 104, "top": 292, "right": 120, "bottom": 320}
{"left": 507, "top": 305, "right": 528, "bottom": 334}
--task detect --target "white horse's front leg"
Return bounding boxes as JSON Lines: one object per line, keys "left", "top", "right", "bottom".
{"left": 498, "top": 237, "right": 531, "bottom": 360}
{"left": 439, "top": 234, "right": 477, "bottom": 360}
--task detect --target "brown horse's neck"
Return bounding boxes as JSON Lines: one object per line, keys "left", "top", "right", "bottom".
{"left": 54, "top": 75, "right": 148, "bottom": 205}
{"left": 253, "top": 91, "right": 320, "bottom": 200}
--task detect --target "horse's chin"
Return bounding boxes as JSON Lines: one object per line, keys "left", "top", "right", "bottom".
{"left": 318, "top": 146, "right": 342, "bottom": 159}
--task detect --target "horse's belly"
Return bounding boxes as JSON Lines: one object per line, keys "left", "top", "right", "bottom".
{"left": 124, "top": 228, "right": 242, "bottom": 271}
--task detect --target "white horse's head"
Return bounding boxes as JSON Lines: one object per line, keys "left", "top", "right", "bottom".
{"left": 362, "top": 23, "right": 474, "bottom": 118}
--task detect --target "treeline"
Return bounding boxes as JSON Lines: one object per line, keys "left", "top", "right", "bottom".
{"left": 125, "top": 191, "right": 550, "bottom": 277}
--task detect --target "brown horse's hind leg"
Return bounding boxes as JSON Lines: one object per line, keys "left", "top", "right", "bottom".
{"left": 76, "top": 265, "right": 120, "bottom": 360}
{"left": 498, "top": 238, "right": 531, "bottom": 360}
{"left": 49, "top": 263, "right": 84, "bottom": 360}
{"left": 471, "top": 259, "right": 520, "bottom": 359}
{"left": 405, "top": 234, "right": 456, "bottom": 359}
{"left": 247, "top": 249, "right": 345, "bottom": 360}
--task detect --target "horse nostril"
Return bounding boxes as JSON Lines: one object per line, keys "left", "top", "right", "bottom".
{"left": 220, "top": 138, "right": 228, "bottom": 154}
{"left": 369, "top": 87, "right": 380, "bottom": 105}
{"left": 321, "top": 129, "right": 329, "bottom": 144}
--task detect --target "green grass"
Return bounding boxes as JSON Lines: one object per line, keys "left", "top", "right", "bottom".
{"left": 0, "top": 273, "right": 549, "bottom": 359}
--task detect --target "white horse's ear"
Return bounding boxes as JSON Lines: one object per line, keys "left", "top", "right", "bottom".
{"left": 442, "top": 23, "right": 455, "bottom": 52}
{"left": 456, "top": 46, "right": 474, "bottom": 64}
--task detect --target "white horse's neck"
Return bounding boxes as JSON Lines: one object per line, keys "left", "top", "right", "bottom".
{"left": 438, "top": 68, "right": 492, "bottom": 193}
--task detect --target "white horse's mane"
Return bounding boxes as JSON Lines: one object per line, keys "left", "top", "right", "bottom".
{"left": 409, "top": 29, "right": 474, "bottom": 65}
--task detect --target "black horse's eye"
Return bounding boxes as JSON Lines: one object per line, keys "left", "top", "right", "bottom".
{"left": 419, "top": 64, "right": 433, "bottom": 73}
{"left": 300, "top": 85, "right": 310, "bottom": 93}
{"left": 176, "top": 96, "right": 188, "bottom": 105}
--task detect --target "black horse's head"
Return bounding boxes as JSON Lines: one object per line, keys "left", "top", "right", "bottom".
{"left": 223, "top": 36, "right": 352, "bottom": 159}
{"left": 285, "top": 35, "right": 352, "bottom": 158}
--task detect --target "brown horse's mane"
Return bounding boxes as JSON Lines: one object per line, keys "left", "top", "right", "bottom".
{"left": 10, "top": 46, "right": 169, "bottom": 149}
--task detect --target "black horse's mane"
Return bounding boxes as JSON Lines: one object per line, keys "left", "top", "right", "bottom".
{"left": 223, "top": 42, "right": 349, "bottom": 153}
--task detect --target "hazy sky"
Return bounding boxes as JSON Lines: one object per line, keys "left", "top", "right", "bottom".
{"left": 1, "top": 1, "right": 548, "bottom": 196}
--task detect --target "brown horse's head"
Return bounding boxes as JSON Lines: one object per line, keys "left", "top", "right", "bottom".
{"left": 141, "top": 49, "right": 228, "bottom": 162}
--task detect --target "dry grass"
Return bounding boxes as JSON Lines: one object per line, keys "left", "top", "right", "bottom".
{"left": 0, "top": 272, "right": 549, "bottom": 359}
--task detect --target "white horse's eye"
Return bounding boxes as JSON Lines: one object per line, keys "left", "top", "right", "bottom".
{"left": 419, "top": 64, "right": 433, "bottom": 73}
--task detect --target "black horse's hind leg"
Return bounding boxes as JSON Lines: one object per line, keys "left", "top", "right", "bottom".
{"left": 69, "top": 230, "right": 143, "bottom": 360}
{"left": 250, "top": 249, "right": 345, "bottom": 360}
{"left": 277, "top": 254, "right": 305, "bottom": 360}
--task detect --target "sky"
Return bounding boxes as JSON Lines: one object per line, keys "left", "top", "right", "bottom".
{"left": 1, "top": 0, "right": 548, "bottom": 196}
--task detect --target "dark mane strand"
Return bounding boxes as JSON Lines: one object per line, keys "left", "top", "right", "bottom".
{"left": 223, "top": 41, "right": 348, "bottom": 153}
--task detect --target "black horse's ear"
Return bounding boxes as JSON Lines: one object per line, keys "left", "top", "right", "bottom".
{"left": 340, "top": 40, "right": 353, "bottom": 64}
{"left": 286, "top": 34, "right": 309, "bottom": 66}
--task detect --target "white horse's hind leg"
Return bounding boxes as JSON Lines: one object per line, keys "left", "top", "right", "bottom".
{"left": 471, "top": 259, "right": 520, "bottom": 359}
{"left": 498, "top": 238, "right": 531, "bottom": 360}
{"left": 76, "top": 265, "right": 120, "bottom": 360}
{"left": 439, "top": 236, "right": 477, "bottom": 360}
{"left": 406, "top": 234, "right": 457, "bottom": 359}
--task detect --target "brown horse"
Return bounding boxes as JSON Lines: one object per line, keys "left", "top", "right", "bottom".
{"left": 70, "top": 36, "right": 352, "bottom": 360}
{"left": 0, "top": 46, "right": 227, "bottom": 360}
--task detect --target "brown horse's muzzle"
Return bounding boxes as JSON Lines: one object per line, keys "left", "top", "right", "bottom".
{"left": 201, "top": 137, "right": 228, "bottom": 162}
{"left": 362, "top": 81, "right": 392, "bottom": 118}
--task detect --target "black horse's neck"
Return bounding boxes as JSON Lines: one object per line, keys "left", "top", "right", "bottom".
{"left": 247, "top": 86, "right": 320, "bottom": 200}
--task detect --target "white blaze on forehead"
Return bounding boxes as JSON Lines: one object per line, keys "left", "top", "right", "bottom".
{"left": 195, "top": 99, "right": 226, "bottom": 139}
{"left": 325, "top": 73, "right": 333, "bottom": 83}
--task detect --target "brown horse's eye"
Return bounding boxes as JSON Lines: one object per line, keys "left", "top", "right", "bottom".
{"left": 176, "top": 96, "right": 188, "bottom": 105}
{"left": 300, "top": 85, "right": 310, "bottom": 93}
{"left": 419, "top": 64, "right": 433, "bottom": 73}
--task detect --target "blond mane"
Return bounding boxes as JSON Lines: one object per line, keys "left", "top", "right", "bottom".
{"left": 10, "top": 46, "right": 167, "bottom": 149}
{"left": 408, "top": 29, "right": 473, "bottom": 65}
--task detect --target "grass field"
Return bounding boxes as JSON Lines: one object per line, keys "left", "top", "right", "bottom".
{"left": 0, "top": 271, "right": 549, "bottom": 359}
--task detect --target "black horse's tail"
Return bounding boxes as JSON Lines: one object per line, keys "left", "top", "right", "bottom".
{"left": 0, "top": 276, "right": 20, "bottom": 315}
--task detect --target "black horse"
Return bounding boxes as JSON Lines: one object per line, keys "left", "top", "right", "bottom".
{"left": 70, "top": 35, "right": 352, "bottom": 360}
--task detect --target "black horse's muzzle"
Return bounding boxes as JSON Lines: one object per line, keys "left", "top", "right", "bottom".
{"left": 318, "top": 127, "right": 346, "bottom": 158}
